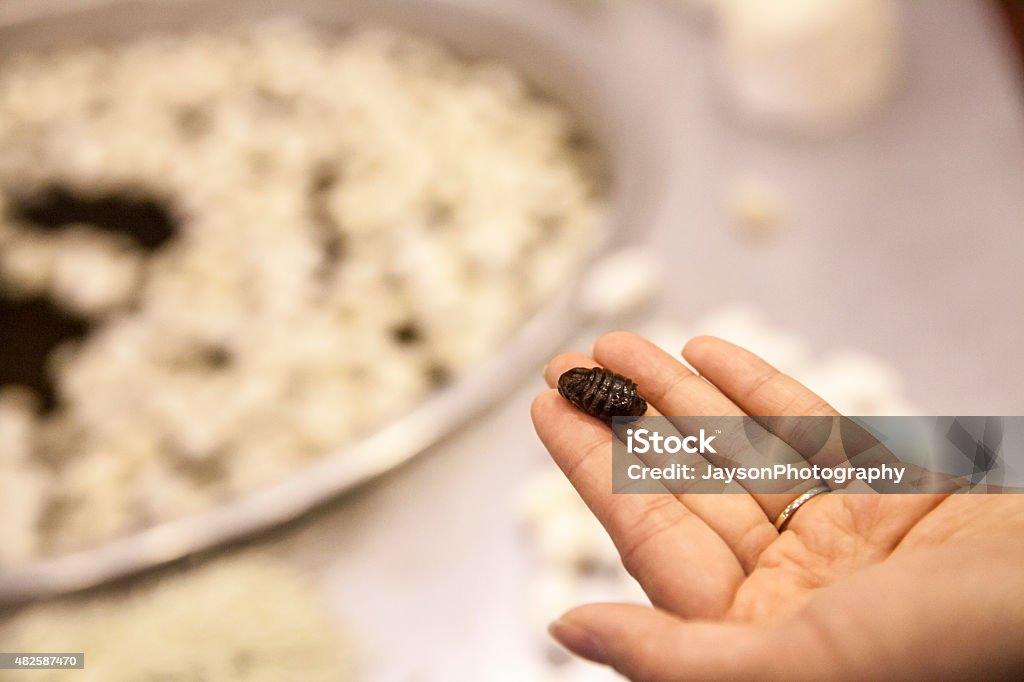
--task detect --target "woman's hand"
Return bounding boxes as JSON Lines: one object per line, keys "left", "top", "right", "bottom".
{"left": 531, "top": 332, "right": 1024, "bottom": 680}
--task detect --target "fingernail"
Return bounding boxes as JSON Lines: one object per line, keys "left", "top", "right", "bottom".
{"left": 548, "top": 619, "right": 608, "bottom": 665}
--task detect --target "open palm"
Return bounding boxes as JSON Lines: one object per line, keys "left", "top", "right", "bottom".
{"left": 531, "top": 332, "right": 1024, "bottom": 680}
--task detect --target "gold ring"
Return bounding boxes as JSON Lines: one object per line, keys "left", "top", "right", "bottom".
{"left": 773, "top": 485, "right": 830, "bottom": 531}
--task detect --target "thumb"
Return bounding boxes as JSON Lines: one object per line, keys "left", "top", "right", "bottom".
{"left": 548, "top": 602, "right": 828, "bottom": 681}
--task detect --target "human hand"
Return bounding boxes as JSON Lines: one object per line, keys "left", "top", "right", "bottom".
{"left": 531, "top": 332, "right": 1024, "bottom": 680}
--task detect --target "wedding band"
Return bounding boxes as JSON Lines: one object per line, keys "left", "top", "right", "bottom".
{"left": 773, "top": 485, "right": 831, "bottom": 531}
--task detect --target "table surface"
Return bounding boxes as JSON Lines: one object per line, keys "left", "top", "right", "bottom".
{"left": 260, "top": 1, "right": 1024, "bottom": 679}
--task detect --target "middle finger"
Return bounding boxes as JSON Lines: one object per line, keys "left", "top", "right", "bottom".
{"left": 593, "top": 332, "right": 821, "bottom": 522}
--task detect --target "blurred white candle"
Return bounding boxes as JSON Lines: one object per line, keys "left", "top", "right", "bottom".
{"left": 715, "top": 0, "right": 902, "bottom": 134}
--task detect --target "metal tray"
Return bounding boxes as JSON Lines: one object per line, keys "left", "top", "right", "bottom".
{"left": 0, "top": 0, "right": 671, "bottom": 603}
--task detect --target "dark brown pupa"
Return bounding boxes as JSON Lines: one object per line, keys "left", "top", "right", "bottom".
{"left": 557, "top": 367, "right": 647, "bottom": 421}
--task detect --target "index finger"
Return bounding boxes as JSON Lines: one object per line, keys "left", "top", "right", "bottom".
{"left": 533, "top": 356, "right": 744, "bottom": 618}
